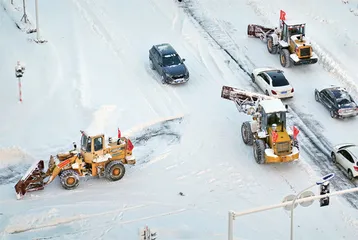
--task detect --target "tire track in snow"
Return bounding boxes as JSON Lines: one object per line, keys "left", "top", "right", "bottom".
{"left": 71, "top": 0, "right": 173, "bottom": 117}
{"left": 180, "top": 0, "right": 358, "bottom": 209}
{"left": 78, "top": 0, "right": 190, "bottom": 117}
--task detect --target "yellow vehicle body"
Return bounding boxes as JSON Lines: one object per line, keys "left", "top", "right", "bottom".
{"left": 15, "top": 131, "right": 136, "bottom": 199}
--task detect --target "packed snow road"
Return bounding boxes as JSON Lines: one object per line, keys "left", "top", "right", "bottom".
{"left": 180, "top": 0, "right": 358, "bottom": 205}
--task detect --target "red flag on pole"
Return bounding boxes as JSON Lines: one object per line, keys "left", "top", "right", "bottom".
{"left": 280, "top": 10, "right": 286, "bottom": 20}
{"left": 272, "top": 130, "right": 278, "bottom": 143}
{"left": 127, "top": 139, "right": 134, "bottom": 151}
{"left": 117, "top": 128, "right": 121, "bottom": 138}
{"left": 293, "top": 126, "right": 299, "bottom": 139}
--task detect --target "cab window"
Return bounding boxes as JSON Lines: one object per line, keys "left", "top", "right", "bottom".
{"left": 94, "top": 137, "right": 103, "bottom": 151}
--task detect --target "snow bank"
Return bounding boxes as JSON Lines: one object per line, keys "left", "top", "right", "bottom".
{"left": 0, "top": 146, "right": 34, "bottom": 169}
{"left": 0, "top": 0, "right": 36, "bottom": 34}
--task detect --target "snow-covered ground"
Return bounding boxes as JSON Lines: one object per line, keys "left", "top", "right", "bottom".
{"left": 0, "top": 0, "right": 358, "bottom": 239}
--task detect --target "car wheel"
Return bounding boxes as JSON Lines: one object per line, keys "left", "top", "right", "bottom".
{"left": 331, "top": 152, "right": 337, "bottom": 164}
{"left": 251, "top": 73, "right": 255, "bottom": 82}
{"left": 161, "top": 75, "right": 166, "bottom": 84}
{"left": 265, "top": 90, "right": 269, "bottom": 96}
{"left": 347, "top": 169, "right": 354, "bottom": 180}
{"left": 330, "top": 110, "right": 335, "bottom": 118}
{"left": 149, "top": 59, "right": 155, "bottom": 70}
{"left": 315, "top": 92, "right": 320, "bottom": 102}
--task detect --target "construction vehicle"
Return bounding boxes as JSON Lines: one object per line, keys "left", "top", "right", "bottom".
{"left": 221, "top": 86, "right": 300, "bottom": 164}
{"left": 14, "top": 130, "right": 136, "bottom": 199}
{"left": 247, "top": 12, "right": 318, "bottom": 68}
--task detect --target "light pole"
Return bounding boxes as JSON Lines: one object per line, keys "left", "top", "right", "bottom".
{"left": 35, "top": 0, "right": 40, "bottom": 42}
{"left": 290, "top": 173, "right": 335, "bottom": 240}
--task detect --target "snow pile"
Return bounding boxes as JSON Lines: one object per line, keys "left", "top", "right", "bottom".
{"left": 0, "top": 0, "right": 36, "bottom": 34}
{"left": 0, "top": 146, "right": 34, "bottom": 168}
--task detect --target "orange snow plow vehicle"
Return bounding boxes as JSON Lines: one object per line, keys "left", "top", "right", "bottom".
{"left": 247, "top": 11, "right": 318, "bottom": 67}
{"left": 14, "top": 130, "right": 136, "bottom": 199}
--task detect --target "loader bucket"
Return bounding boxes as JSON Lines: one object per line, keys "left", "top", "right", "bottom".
{"left": 247, "top": 24, "right": 275, "bottom": 38}
{"left": 15, "top": 160, "right": 45, "bottom": 199}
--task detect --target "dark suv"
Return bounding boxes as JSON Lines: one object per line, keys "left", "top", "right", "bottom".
{"left": 149, "top": 43, "right": 189, "bottom": 84}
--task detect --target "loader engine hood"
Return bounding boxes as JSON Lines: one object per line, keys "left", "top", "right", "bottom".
{"left": 291, "top": 35, "right": 312, "bottom": 58}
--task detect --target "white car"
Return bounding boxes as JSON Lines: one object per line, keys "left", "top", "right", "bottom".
{"left": 251, "top": 68, "right": 294, "bottom": 98}
{"left": 331, "top": 143, "right": 358, "bottom": 180}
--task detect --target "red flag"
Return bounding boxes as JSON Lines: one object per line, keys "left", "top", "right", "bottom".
{"left": 293, "top": 126, "right": 299, "bottom": 139}
{"left": 117, "top": 128, "right": 121, "bottom": 138}
{"left": 272, "top": 130, "right": 278, "bottom": 143}
{"left": 280, "top": 10, "right": 286, "bottom": 20}
{"left": 127, "top": 139, "right": 134, "bottom": 151}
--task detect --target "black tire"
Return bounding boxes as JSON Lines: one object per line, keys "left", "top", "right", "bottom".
{"left": 251, "top": 73, "right": 255, "bottom": 82}
{"left": 253, "top": 139, "right": 266, "bottom": 164}
{"left": 280, "top": 49, "right": 292, "bottom": 68}
{"left": 59, "top": 169, "right": 80, "bottom": 190}
{"left": 347, "top": 169, "right": 354, "bottom": 180}
{"left": 330, "top": 110, "right": 335, "bottom": 118}
{"left": 265, "top": 90, "right": 269, "bottom": 96}
{"left": 161, "top": 75, "right": 166, "bottom": 84}
{"left": 241, "top": 121, "right": 254, "bottom": 145}
{"left": 293, "top": 139, "right": 299, "bottom": 150}
{"left": 267, "top": 36, "right": 278, "bottom": 54}
{"left": 331, "top": 152, "right": 337, "bottom": 164}
{"left": 149, "top": 59, "right": 155, "bottom": 70}
{"left": 315, "top": 92, "right": 320, "bottom": 102}
{"left": 105, "top": 161, "right": 126, "bottom": 181}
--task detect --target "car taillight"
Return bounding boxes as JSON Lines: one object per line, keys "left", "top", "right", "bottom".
{"left": 271, "top": 90, "right": 277, "bottom": 95}
{"left": 291, "top": 88, "right": 294, "bottom": 93}
{"left": 354, "top": 166, "right": 358, "bottom": 172}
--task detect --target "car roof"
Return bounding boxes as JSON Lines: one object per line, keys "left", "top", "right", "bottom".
{"left": 260, "top": 99, "right": 287, "bottom": 113}
{"left": 264, "top": 70, "right": 286, "bottom": 81}
{"left": 346, "top": 146, "right": 358, "bottom": 160}
{"left": 154, "top": 43, "right": 177, "bottom": 55}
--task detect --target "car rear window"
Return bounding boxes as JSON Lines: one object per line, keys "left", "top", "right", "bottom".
{"left": 267, "top": 72, "right": 289, "bottom": 87}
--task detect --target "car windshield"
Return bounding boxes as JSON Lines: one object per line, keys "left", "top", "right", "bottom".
{"left": 268, "top": 73, "right": 290, "bottom": 87}
{"left": 163, "top": 54, "right": 181, "bottom": 66}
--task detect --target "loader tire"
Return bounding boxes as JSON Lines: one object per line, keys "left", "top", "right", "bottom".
{"left": 149, "top": 59, "right": 155, "bottom": 70}
{"left": 60, "top": 169, "right": 79, "bottom": 190}
{"left": 280, "top": 49, "right": 292, "bottom": 68}
{"left": 253, "top": 140, "right": 266, "bottom": 164}
{"left": 241, "top": 121, "right": 253, "bottom": 145}
{"left": 293, "top": 139, "right": 299, "bottom": 150}
{"left": 267, "top": 36, "right": 278, "bottom": 54}
{"left": 105, "top": 160, "right": 125, "bottom": 181}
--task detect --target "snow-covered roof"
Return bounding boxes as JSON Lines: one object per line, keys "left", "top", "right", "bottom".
{"left": 260, "top": 99, "right": 287, "bottom": 113}
{"left": 284, "top": 20, "right": 306, "bottom": 26}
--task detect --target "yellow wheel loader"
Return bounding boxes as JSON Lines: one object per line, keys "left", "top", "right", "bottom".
{"left": 221, "top": 86, "right": 300, "bottom": 164}
{"left": 247, "top": 13, "right": 318, "bottom": 67}
{"left": 14, "top": 130, "right": 136, "bottom": 199}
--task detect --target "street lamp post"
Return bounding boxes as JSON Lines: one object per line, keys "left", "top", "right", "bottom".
{"left": 35, "top": 0, "right": 40, "bottom": 41}
{"left": 290, "top": 173, "right": 335, "bottom": 240}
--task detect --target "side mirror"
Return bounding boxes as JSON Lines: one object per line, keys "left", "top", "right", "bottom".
{"left": 182, "top": 58, "right": 186, "bottom": 62}
{"left": 73, "top": 142, "right": 77, "bottom": 149}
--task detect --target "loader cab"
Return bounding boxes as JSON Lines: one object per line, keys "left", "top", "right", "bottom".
{"left": 259, "top": 99, "right": 288, "bottom": 132}
{"left": 281, "top": 21, "right": 306, "bottom": 43}
{"left": 80, "top": 132, "right": 105, "bottom": 164}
